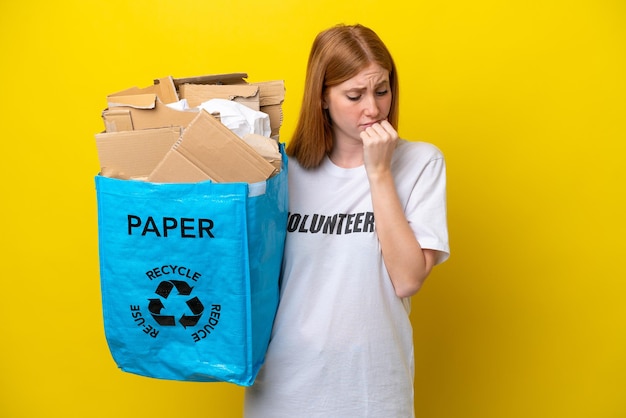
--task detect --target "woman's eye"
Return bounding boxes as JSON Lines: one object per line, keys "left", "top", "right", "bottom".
{"left": 376, "top": 90, "right": 389, "bottom": 97}
{"left": 347, "top": 95, "right": 361, "bottom": 101}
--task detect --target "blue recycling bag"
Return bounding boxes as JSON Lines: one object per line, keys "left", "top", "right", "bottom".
{"left": 95, "top": 146, "right": 287, "bottom": 386}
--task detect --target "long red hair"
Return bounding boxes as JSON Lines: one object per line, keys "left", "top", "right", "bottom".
{"left": 287, "top": 24, "right": 399, "bottom": 169}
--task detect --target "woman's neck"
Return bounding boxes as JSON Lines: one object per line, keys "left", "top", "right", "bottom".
{"left": 329, "top": 138, "right": 364, "bottom": 168}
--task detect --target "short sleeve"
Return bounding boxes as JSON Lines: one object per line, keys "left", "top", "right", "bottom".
{"left": 404, "top": 149, "right": 450, "bottom": 265}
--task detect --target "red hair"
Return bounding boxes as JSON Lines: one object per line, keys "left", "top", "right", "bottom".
{"left": 287, "top": 24, "right": 399, "bottom": 169}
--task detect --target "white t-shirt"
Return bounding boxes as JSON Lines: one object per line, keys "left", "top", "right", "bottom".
{"left": 244, "top": 140, "right": 449, "bottom": 418}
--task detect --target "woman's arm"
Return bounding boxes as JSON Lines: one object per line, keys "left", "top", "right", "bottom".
{"left": 361, "top": 121, "right": 439, "bottom": 298}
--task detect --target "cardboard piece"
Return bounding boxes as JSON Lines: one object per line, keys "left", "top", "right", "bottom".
{"left": 103, "top": 76, "right": 190, "bottom": 132}
{"left": 252, "top": 80, "right": 285, "bottom": 138}
{"left": 102, "top": 73, "right": 285, "bottom": 139}
{"left": 107, "top": 93, "right": 157, "bottom": 109}
{"left": 147, "top": 110, "right": 277, "bottom": 184}
{"left": 103, "top": 98, "right": 199, "bottom": 132}
{"left": 174, "top": 74, "right": 285, "bottom": 139}
{"left": 179, "top": 84, "right": 260, "bottom": 109}
{"left": 95, "top": 126, "right": 182, "bottom": 179}
{"left": 101, "top": 109, "right": 135, "bottom": 132}
{"left": 172, "top": 73, "right": 249, "bottom": 87}
{"left": 242, "top": 133, "right": 282, "bottom": 171}
{"left": 109, "top": 76, "right": 179, "bottom": 105}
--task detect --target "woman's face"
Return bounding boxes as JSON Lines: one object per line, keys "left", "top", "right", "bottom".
{"left": 323, "top": 62, "right": 392, "bottom": 145}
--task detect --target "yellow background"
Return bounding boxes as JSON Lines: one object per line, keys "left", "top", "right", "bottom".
{"left": 1, "top": 0, "right": 624, "bottom": 417}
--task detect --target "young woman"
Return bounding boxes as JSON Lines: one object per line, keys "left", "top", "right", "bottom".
{"left": 244, "top": 23, "right": 450, "bottom": 417}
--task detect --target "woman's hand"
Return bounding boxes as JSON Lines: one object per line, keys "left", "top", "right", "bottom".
{"left": 360, "top": 120, "right": 398, "bottom": 180}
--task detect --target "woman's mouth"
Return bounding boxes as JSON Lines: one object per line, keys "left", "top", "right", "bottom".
{"left": 360, "top": 121, "right": 380, "bottom": 129}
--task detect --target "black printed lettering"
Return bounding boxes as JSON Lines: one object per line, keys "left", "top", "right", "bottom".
{"left": 287, "top": 213, "right": 301, "bottom": 232}
{"left": 163, "top": 217, "right": 177, "bottom": 237}
{"left": 323, "top": 214, "right": 338, "bottom": 234}
{"left": 363, "top": 212, "right": 375, "bottom": 232}
{"left": 143, "top": 217, "right": 160, "bottom": 236}
{"left": 127, "top": 215, "right": 216, "bottom": 238}
{"left": 287, "top": 212, "right": 375, "bottom": 236}
{"left": 309, "top": 214, "right": 325, "bottom": 233}
{"left": 145, "top": 265, "right": 202, "bottom": 281}
{"left": 180, "top": 218, "right": 195, "bottom": 238}
{"left": 128, "top": 215, "right": 141, "bottom": 235}
{"left": 345, "top": 214, "right": 355, "bottom": 234}
{"left": 336, "top": 214, "right": 347, "bottom": 235}
{"left": 354, "top": 212, "right": 364, "bottom": 232}
{"left": 191, "top": 304, "right": 222, "bottom": 343}
{"left": 298, "top": 215, "right": 309, "bottom": 232}
{"left": 198, "top": 219, "right": 215, "bottom": 238}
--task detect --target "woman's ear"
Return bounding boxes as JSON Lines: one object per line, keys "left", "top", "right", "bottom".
{"left": 322, "top": 91, "right": 329, "bottom": 109}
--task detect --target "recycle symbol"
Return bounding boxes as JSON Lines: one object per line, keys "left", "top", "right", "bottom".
{"left": 148, "top": 280, "right": 204, "bottom": 328}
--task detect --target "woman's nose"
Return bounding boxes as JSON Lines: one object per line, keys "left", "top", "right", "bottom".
{"left": 362, "top": 94, "right": 379, "bottom": 116}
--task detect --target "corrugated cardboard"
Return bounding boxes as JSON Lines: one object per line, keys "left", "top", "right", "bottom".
{"left": 103, "top": 76, "right": 190, "bottom": 132}
{"left": 102, "top": 109, "right": 135, "bottom": 132}
{"left": 102, "top": 97, "right": 199, "bottom": 132}
{"left": 173, "top": 74, "right": 285, "bottom": 139}
{"left": 172, "top": 73, "right": 248, "bottom": 87}
{"left": 242, "top": 133, "right": 282, "bottom": 171}
{"left": 252, "top": 80, "right": 285, "bottom": 138}
{"left": 107, "top": 93, "right": 157, "bottom": 109}
{"left": 109, "top": 76, "right": 179, "bottom": 105}
{"left": 95, "top": 126, "right": 182, "bottom": 179}
{"left": 98, "top": 73, "right": 285, "bottom": 184}
{"left": 147, "top": 110, "right": 277, "bottom": 184}
{"left": 102, "top": 73, "right": 285, "bottom": 139}
{"left": 179, "top": 84, "right": 260, "bottom": 109}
